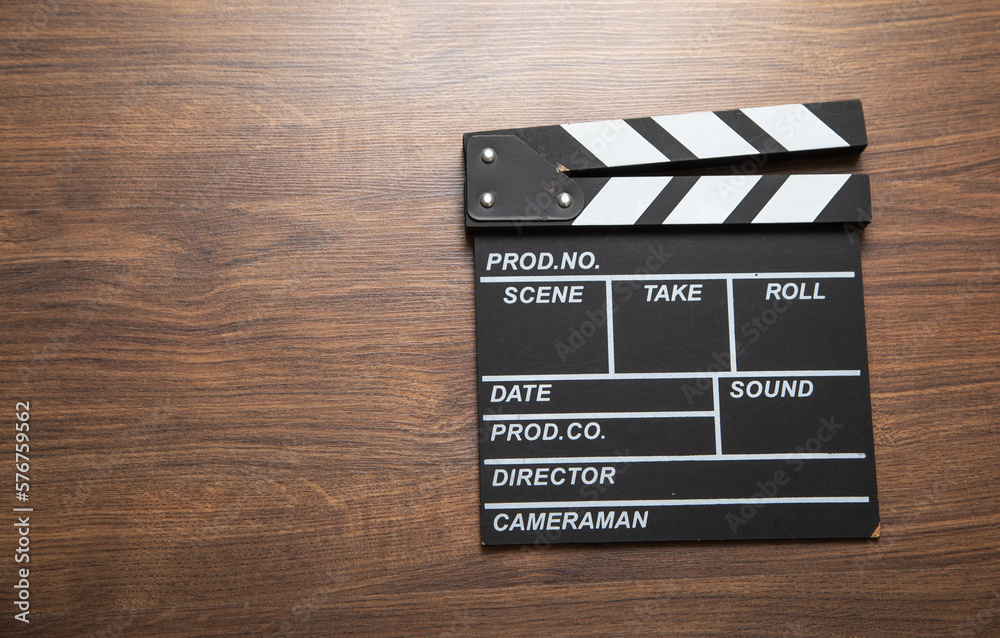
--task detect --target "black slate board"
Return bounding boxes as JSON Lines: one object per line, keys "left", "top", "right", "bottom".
{"left": 474, "top": 227, "right": 879, "bottom": 544}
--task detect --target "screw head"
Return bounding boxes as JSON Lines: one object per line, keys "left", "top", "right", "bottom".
{"left": 480, "top": 148, "right": 496, "bottom": 163}
{"left": 557, "top": 192, "right": 573, "bottom": 208}
{"left": 479, "top": 192, "right": 495, "bottom": 208}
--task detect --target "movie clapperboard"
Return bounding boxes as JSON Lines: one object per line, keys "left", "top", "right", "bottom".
{"left": 465, "top": 100, "right": 880, "bottom": 545}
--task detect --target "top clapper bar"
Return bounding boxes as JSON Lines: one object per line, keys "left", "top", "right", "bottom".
{"left": 465, "top": 100, "right": 869, "bottom": 227}
{"left": 466, "top": 100, "right": 879, "bottom": 545}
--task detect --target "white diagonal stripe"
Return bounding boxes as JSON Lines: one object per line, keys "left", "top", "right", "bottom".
{"left": 572, "top": 177, "right": 671, "bottom": 226}
{"left": 651, "top": 111, "right": 758, "bottom": 159}
{"left": 752, "top": 175, "right": 851, "bottom": 223}
{"left": 561, "top": 120, "right": 668, "bottom": 167}
{"left": 663, "top": 175, "right": 762, "bottom": 224}
{"left": 742, "top": 104, "right": 849, "bottom": 151}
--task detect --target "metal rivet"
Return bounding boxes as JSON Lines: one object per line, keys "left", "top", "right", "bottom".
{"left": 557, "top": 192, "right": 573, "bottom": 208}
{"left": 480, "top": 192, "right": 495, "bottom": 208}
{"left": 481, "top": 148, "right": 496, "bottom": 163}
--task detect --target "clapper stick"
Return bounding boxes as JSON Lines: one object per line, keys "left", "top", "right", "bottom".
{"left": 465, "top": 100, "right": 869, "bottom": 227}
{"left": 465, "top": 100, "right": 879, "bottom": 545}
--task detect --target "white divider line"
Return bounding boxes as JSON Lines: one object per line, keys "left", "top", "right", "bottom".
{"left": 712, "top": 377, "right": 722, "bottom": 455}
{"left": 484, "top": 453, "right": 867, "bottom": 465}
{"left": 605, "top": 279, "right": 615, "bottom": 375}
{"left": 485, "top": 496, "right": 871, "bottom": 509}
{"left": 480, "top": 271, "right": 855, "bottom": 284}
{"left": 482, "top": 369, "right": 861, "bottom": 382}
{"left": 481, "top": 411, "right": 714, "bottom": 422}
{"left": 726, "top": 277, "right": 737, "bottom": 372}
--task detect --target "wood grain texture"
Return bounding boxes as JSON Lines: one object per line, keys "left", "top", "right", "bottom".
{"left": 1, "top": 0, "right": 998, "bottom": 635}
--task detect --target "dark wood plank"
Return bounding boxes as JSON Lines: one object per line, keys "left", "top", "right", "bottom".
{"left": 1, "top": 0, "right": 998, "bottom": 635}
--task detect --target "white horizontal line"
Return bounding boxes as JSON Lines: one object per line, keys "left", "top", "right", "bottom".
{"left": 480, "top": 271, "right": 855, "bottom": 283}
{"left": 483, "top": 453, "right": 867, "bottom": 465}
{"left": 482, "top": 370, "right": 861, "bottom": 382}
{"left": 481, "top": 411, "right": 713, "bottom": 421}
{"left": 484, "top": 496, "right": 870, "bottom": 509}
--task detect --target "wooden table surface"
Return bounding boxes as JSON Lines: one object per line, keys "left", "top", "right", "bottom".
{"left": 2, "top": 1, "right": 999, "bottom": 635}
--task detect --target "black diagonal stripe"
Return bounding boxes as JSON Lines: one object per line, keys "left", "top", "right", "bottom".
{"left": 803, "top": 100, "right": 868, "bottom": 148}
{"left": 814, "top": 175, "right": 871, "bottom": 224}
{"left": 513, "top": 124, "right": 606, "bottom": 171}
{"left": 575, "top": 176, "right": 612, "bottom": 207}
{"left": 714, "top": 109, "right": 787, "bottom": 156}
{"left": 634, "top": 176, "right": 699, "bottom": 225}
{"left": 625, "top": 117, "right": 697, "bottom": 162}
{"left": 723, "top": 175, "right": 789, "bottom": 224}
